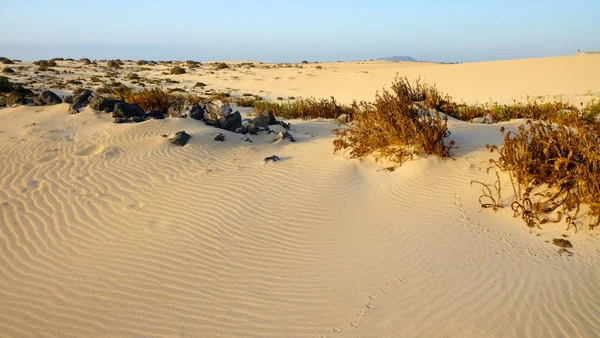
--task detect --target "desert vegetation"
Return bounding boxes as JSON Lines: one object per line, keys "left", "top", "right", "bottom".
{"left": 107, "top": 60, "right": 121, "bottom": 68}
{"left": 170, "top": 66, "right": 186, "bottom": 75}
{"left": 477, "top": 120, "right": 600, "bottom": 231}
{"left": 123, "top": 87, "right": 202, "bottom": 113}
{"left": 333, "top": 76, "right": 453, "bottom": 167}
{"left": 215, "top": 62, "right": 230, "bottom": 70}
{"left": 253, "top": 96, "right": 354, "bottom": 120}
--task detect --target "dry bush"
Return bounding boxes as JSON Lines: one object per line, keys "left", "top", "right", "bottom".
{"left": 333, "top": 76, "right": 454, "bottom": 166}
{"left": 96, "top": 82, "right": 133, "bottom": 100}
{"left": 124, "top": 87, "right": 202, "bottom": 113}
{"left": 81, "top": 58, "right": 92, "bottom": 65}
{"left": 106, "top": 60, "right": 120, "bottom": 68}
{"left": 235, "top": 96, "right": 261, "bottom": 107}
{"left": 485, "top": 121, "right": 600, "bottom": 230}
{"left": 215, "top": 62, "right": 229, "bottom": 70}
{"left": 170, "top": 66, "right": 186, "bottom": 75}
{"left": 2, "top": 67, "right": 15, "bottom": 74}
{"left": 207, "top": 92, "right": 231, "bottom": 103}
{"left": 252, "top": 96, "right": 353, "bottom": 120}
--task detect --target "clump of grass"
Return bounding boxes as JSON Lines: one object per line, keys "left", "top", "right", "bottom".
{"left": 207, "top": 92, "right": 231, "bottom": 103}
{"left": 235, "top": 96, "right": 262, "bottom": 107}
{"left": 253, "top": 96, "right": 353, "bottom": 120}
{"left": 123, "top": 87, "right": 202, "bottom": 113}
{"left": 301, "top": 60, "right": 308, "bottom": 64}
{"left": 484, "top": 121, "right": 600, "bottom": 231}
{"left": 215, "top": 62, "right": 230, "bottom": 70}
{"left": 81, "top": 58, "right": 92, "bottom": 65}
{"left": 186, "top": 60, "right": 201, "bottom": 68}
{"left": 96, "top": 82, "right": 133, "bottom": 100}
{"left": 2, "top": 67, "right": 15, "bottom": 74}
{"left": 170, "top": 66, "right": 186, "bottom": 75}
{"left": 333, "top": 76, "right": 454, "bottom": 167}
{"left": 194, "top": 82, "right": 207, "bottom": 88}
{"left": 107, "top": 60, "right": 121, "bottom": 68}
{"left": 1, "top": 57, "right": 14, "bottom": 64}
{"left": 136, "top": 60, "right": 148, "bottom": 65}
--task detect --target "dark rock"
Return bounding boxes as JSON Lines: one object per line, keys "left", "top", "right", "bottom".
{"left": 552, "top": 238, "right": 573, "bottom": 248}
{"left": 214, "top": 133, "right": 225, "bottom": 142}
{"left": 218, "top": 111, "right": 242, "bottom": 132}
{"left": 147, "top": 109, "right": 165, "bottom": 119}
{"left": 271, "top": 130, "right": 295, "bottom": 143}
{"left": 90, "top": 96, "right": 122, "bottom": 113}
{"left": 253, "top": 109, "right": 277, "bottom": 127}
{"left": 33, "top": 97, "right": 45, "bottom": 106}
{"left": 69, "top": 89, "right": 93, "bottom": 114}
{"left": 112, "top": 102, "right": 145, "bottom": 119}
{"left": 114, "top": 118, "right": 130, "bottom": 124}
{"left": 132, "top": 116, "right": 145, "bottom": 123}
{"left": 63, "top": 96, "right": 74, "bottom": 104}
{"left": 0, "top": 96, "right": 5, "bottom": 107}
{"left": 189, "top": 104, "right": 204, "bottom": 120}
{"left": 234, "top": 126, "right": 247, "bottom": 134}
{"left": 205, "top": 100, "right": 232, "bottom": 116}
{"left": 169, "top": 131, "right": 191, "bottom": 146}
{"left": 167, "top": 104, "right": 183, "bottom": 118}
{"left": 241, "top": 136, "right": 253, "bottom": 143}
{"left": 278, "top": 120, "right": 291, "bottom": 130}
{"left": 72, "top": 89, "right": 92, "bottom": 107}
{"left": 39, "top": 90, "right": 62, "bottom": 105}
{"left": 264, "top": 155, "right": 280, "bottom": 162}
{"left": 247, "top": 123, "right": 258, "bottom": 135}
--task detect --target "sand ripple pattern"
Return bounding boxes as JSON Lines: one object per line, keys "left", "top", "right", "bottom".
{"left": 0, "top": 109, "right": 598, "bottom": 337}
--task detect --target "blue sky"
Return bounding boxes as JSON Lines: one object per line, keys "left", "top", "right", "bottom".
{"left": 1, "top": 0, "right": 598, "bottom": 62}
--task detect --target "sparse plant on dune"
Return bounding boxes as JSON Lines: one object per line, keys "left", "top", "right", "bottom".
{"left": 235, "top": 95, "right": 262, "bottom": 107}
{"left": 333, "top": 76, "right": 454, "bottom": 167}
{"left": 253, "top": 96, "right": 354, "bottom": 120}
{"left": 123, "top": 87, "right": 202, "bottom": 113}
{"left": 106, "top": 60, "right": 121, "bottom": 68}
{"left": 480, "top": 120, "right": 600, "bottom": 231}
{"left": 170, "top": 66, "right": 186, "bottom": 75}
{"left": 215, "top": 62, "right": 229, "bottom": 70}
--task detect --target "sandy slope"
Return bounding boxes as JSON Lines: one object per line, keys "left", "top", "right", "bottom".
{"left": 1, "top": 56, "right": 600, "bottom": 337}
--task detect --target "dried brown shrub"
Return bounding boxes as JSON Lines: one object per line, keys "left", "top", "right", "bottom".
{"left": 253, "top": 97, "right": 353, "bottom": 120}
{"left": 333, "top": 76, "right": 454, "bottom": 166}
{"left": 124, "top": 87, "right": 202, "bottom": 113}
{"left": 485, "top": 120, "right": 600, "bottom": 230}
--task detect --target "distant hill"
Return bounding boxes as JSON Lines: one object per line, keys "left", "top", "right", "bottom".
{"left": 377, "top": 56, "right": 419, "bottom": 62}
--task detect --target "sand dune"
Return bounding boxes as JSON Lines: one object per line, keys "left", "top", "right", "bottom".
{"left": 1, "top": 56, "right": 600, "bottom": 337}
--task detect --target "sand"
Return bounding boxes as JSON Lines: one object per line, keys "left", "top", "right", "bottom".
{"left": 1, "top": 55, "right": 599, "bottom": 337}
